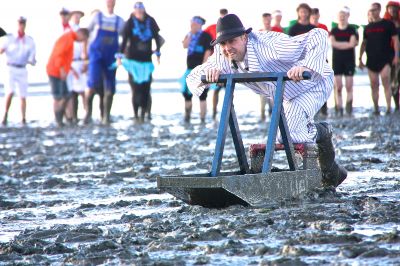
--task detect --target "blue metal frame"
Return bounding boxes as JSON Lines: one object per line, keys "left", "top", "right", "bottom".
{"left": 201, "top": 72, "right": 311, "bottom": 177}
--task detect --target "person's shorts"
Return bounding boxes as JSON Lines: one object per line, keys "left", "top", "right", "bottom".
{"left": 49, "top": 76, "right": 70, "bottom": 100}
{"left": 367, "top": 56, "right": 392, "bottom": 73}
{"left": 4, "top": 65, "right": 28, "bottom": 97}
{"left": 183, "top": 88, "right": 209, "bottom": 101}
{"left": 333, "top": 59, "right": 355, "bottom": 76}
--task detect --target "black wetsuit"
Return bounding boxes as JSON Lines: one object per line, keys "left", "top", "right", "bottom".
{"left": 364, "top": 19, "right": 396, "bottom": 72}
{"left": 331, "top": 26, "right": 359, "bottom": 76}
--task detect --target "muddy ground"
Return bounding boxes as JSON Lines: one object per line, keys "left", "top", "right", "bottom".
{"left": 1, "top": 104, "right": 400, "bottom": 265}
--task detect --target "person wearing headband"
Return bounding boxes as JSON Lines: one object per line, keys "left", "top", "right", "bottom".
{"left": 271, "top": 10, "right": 283, "bottom": 33}
{"left": 0, "top": 16, "right": 36, "bottom": 126}
{"left": 117, "top": 1, "right": 163, "bottom": 123}
{"left": 330, "top": 6, "right": 358, "bottom": 117}
{"left": 181, "top": 15, "right": 213, "bottom": 123}
{"left": 187, "top": 14, "right": 347, "bottom": 188}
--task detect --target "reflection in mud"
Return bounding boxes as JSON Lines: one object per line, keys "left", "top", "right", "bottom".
{"left": 1, "top": 109, "right": 400, "bottom": 265}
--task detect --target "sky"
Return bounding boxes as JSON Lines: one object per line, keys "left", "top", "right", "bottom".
{"left": 0, "top": 0, "right": 392, "bottom": 83}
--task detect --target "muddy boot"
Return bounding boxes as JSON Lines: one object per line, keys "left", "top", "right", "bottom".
{"left": 315, "top": 122, "right": 347, "bottom": 187}
{"left": 102, "top": 93, "right": 113, "bottom": 125}
{"left": 345, "top": 100, "right": 353, "bottom": 115}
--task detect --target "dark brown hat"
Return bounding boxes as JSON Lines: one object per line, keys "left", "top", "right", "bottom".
{"left": 211, "top": 14, "right": 252, "bottom": 46}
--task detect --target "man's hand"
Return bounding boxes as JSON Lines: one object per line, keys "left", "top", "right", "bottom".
{"left": 287, "top": 66, "right": 310, "bottom": 82}
{"left": 60, "top": 67, "right": 67, "bottom": 80}
{"left": 205, "top": 68, "right": 221, "bottom": 83}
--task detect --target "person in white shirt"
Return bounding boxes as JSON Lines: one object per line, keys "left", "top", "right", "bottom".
{"left": 0, "top": 16, "right": 36, "bottom": 125}
{"left": 66, "top": 10, "right": 87, "bottom": 124}
{"left": 187, "top": 14, "right": 347, "bottom": 188}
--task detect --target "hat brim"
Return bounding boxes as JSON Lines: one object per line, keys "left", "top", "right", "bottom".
{"left": 211, "top": 27, "right": 252, "bottom": 46}
{"left": 70, "top": 11, "right": 85, "bottom": 17}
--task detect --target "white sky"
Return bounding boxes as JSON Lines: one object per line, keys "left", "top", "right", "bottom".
{"left": 0, "top": 0, "right": 391, "bottom": 83}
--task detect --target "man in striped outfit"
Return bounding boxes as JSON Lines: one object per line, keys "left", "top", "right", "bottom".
{"left": 187, "top": 14, "right": 347, "bottom": 188}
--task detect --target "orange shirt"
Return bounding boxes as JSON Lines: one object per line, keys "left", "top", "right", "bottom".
{"left": 46, "top": 31, "right": 77, "bottom": 78}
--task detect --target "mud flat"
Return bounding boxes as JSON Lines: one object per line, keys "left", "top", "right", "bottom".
{"left": 1, "top": 101, "right": 400, "bottom": 265}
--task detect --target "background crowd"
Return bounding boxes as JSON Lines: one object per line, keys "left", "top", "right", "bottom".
{"left": 0, "top": 0, "right": 400, "bottom": 127}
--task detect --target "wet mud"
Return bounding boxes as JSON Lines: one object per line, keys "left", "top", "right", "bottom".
{"left": 1, "top": 110, "right": 400, "bottom": 265}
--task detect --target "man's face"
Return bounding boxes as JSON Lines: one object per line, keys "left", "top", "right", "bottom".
{"left": 369, "top": 4, "right": 381, "bottom": 19}
{"left": 310, "top": 13, "right": 319, "bottom": 25}
{"left": 60, "top": 13, "right": 70, "bottom": 24}
{"left": 106, "top": 0, "right": 116, "bottom": 10}
{"left": 298, "top": 8, "right": 310, "bottom": 21}
{"left": 18, "top": 22, "right": 26, "bottom": 32}
{"left": 190, "top": 21, "right": 202, "bottom": 32}
{"left": 134, "top": 8, "right": 145, "bottom": 20}
{"left": 338, "top": 11, "right": 349, "bottom": 24}
{"left": 274, "top": 15, "right": 282, "bottom": 24}
{"left": 263, "top": 16, "right": 272, "bottom": 29}
{"left": 220, "top": 35, "right": 247, "bottom": 62}
{"left": 388, "top": 6, "right": 399, "bottom": 18}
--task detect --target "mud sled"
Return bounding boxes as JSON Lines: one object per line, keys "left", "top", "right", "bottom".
{"left": 157, "top": 72, "right": 322, "bottom": 208}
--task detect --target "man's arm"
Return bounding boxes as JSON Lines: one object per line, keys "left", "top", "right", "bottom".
{"left": 330, "top": 35, "right": 357, "bottom": 50}
{"left": 392, "top": 35, "right": 399, "bottom": 66}
{"left": 186, "top": 48, "right": 231, "bottom": 96}
{"left": 358, "top": 39, "right": 366, "bottom": 68}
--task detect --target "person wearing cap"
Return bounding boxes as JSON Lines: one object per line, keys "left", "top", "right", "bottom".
{"left": 204, "top": 8, "right": 228, "bottom": 120}
{"left": 288, "top": 3, "right": 316, "bottom": 37}
{"left": 384, "top": 1, "right": 400, "bottom": 112}
{"left": 271, "top": 10, "right": 284, "bottom": 33}
{"left": 359, "top": 2, "right": 399, "bottom": 115}
{"left": 60, "top": 8, "right": 72, "bottom": 32}
{"left": 46, "top": 28, "right": 89, "bottom": 127}
{"left": 117, "top": 1, "right": 163, "bottom": 123}
{"left": 181, "top": 16, "right": 213, "bottom": 123}
{"left": 84, "top": 0, "right": 124, "bottom": 125}
{"left": 187, "top": 14, "right": 347, "bottom": 188}
{"left": 330, "top": 7, "right": 359, "bottom": 116}
{"left": 65, "top": 10, "right": 87, "bottom": 124}
{"left": 0, "top": 16, "right": 36, "bottom": 126}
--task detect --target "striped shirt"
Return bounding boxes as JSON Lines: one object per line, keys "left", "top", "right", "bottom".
{"left": 187, "top": 28, "right": 334, "bottom": 118}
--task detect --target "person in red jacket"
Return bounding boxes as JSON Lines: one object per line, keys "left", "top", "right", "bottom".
{"left": 310, "top": 8, "right": 329, "bottom": 32}
{"left": 46, "top": 29, "right": 89, "bottom": 127}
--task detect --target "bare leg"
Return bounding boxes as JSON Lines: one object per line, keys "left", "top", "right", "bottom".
{"left": 200, "top": 100, "right": 207, "bottom": 123}
{"left": 345, "top": 75, "right": 354, "bottom": 115}
{"left": 184, "top": 100, "right": 192, "bottom": 123}
{"left": 2, "top": 93, "right": 13, "bottom": 125}
{"left": 368, "top": 69, "right": 380, "bottom": 114}
{"left": 20, "top": 97, "right": 26, "bottom": 124}
{"left": 334, "top": 75, "right": 343, "bottom": 116}
{"left": 380, "top": 64, "right": 392, "bottom": 114}
{"left": 212, "top": 89, "right": 219, "bottom": 120}
{"left": 260, "top": 95, "right": 266, "bottom": 121}
{"left": 84, "top": 89, "right": 95, "bottom": 124}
